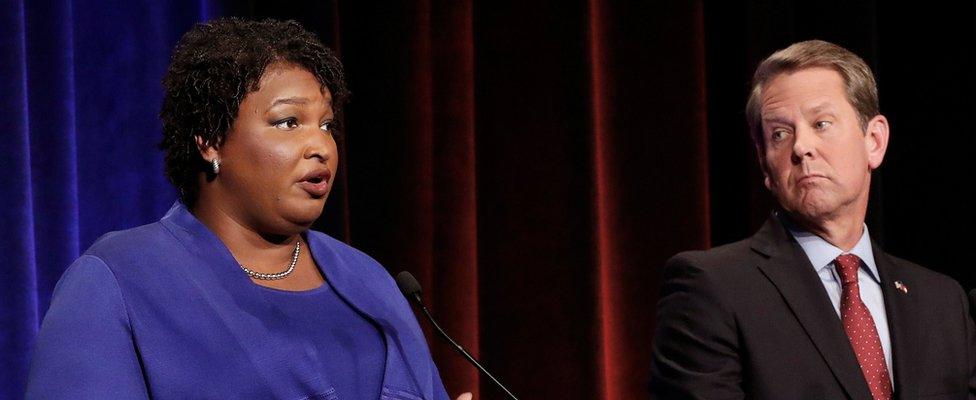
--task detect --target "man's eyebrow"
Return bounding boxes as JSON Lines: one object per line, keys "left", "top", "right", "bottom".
{"left": 762, "top": 102, "right": 838, "bottom": 125}
{"left": 761, "top": 114, "right": 792, "bottom": 126}
{"left": 807, "top": 102, "right": 836, "bottom": 115}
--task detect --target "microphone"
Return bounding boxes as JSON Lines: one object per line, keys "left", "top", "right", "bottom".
{"left": 395, "top": 271, "right": 519, "bottom": 400}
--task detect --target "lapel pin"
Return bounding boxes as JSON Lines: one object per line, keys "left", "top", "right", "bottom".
{"left": 894, "top": 280, "right": 908, "bottom": 294}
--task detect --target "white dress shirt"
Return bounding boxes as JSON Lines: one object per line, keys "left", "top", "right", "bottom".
{"left": 787, "top": 224, "right": 893, "bottom": 382}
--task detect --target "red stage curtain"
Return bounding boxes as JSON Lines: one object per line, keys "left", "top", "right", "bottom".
{"left": 306, "top": 1, "right": 711, "bottom": 398}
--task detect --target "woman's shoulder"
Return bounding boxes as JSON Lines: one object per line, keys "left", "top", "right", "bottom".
{"left": 306, "top": 230, "right": 377, "bottom": 261}
{"left": 85, "top": 221, "right": 175, "bottom": 258}
{"left": 305, "top": 230, "right": 393, "bottom": 279}
{"left": 79, "top": 220, "right": 188, "bottom": 281}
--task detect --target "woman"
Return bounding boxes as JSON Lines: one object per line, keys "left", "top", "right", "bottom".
{"left": 27, "top": 18, "right": 466, "bottom": 400}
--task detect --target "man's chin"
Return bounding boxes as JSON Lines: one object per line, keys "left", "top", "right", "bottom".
{"left": 786, "top": 197, "right": 838, "bottom": 224}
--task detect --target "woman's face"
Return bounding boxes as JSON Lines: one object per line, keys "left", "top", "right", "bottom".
{"left": 205, "top": 62, "right": 338, "bottom": 235}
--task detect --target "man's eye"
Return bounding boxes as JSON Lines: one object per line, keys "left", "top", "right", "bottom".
{"left": 771, "top": 130, "right": 790, "bottom": 141}
{"left": 273, "top": 118, "right": 299, "bottom": 130}
{"left": 815, "top": 120, "right": 832, "bottom": 130}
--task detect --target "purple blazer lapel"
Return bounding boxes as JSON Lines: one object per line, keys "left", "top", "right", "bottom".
{"left": 308, "top": 232, "right": 438, "bottom": 400}
{"left": 161, "top": 202, "right": 441, "bottom": 400}
{"left": 160, "top": 202, "right": 333, "bottom": 398}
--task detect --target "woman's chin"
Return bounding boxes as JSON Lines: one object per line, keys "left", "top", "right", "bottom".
{"left": 280, "top": 201, "right": 325, "bottom": 229}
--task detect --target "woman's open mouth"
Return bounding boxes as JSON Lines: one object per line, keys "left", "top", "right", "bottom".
{"left": 297, "top": 170, "right": 332, "bottom": 197}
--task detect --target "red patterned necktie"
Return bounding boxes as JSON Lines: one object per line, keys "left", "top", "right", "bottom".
{"left": 835, "top": 253, "right": 892, "bottom": 400}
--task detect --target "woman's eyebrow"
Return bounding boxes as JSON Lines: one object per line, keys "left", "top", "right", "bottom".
{"left": 269, "top": 97, "right": 310, "bottom": 108}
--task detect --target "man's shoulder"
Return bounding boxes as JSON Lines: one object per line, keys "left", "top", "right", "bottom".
{"left": 667, "top": 215, "right": 789, "bottom": 273}
{"left": 880, "top": 250, "right": 963, "bottom": 293}
{"left": 667, "top": 237, "right": 762, "bottom": 274}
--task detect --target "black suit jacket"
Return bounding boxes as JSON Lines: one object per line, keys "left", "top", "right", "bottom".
{"left": 650, "top": 216, "right": 976, "bottom": 400}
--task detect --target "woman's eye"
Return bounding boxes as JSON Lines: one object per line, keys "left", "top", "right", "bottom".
{"left": 771, "top": 130, "right": 789, "bottom": 142}
{"left": 320, "top": 121, "right": 333, "bottom": 132}
{"left": 273, "top": 118, "right": 299, "bottom": 130}
{"left": 815, "top": 120, "right": 832, "bottom": 130}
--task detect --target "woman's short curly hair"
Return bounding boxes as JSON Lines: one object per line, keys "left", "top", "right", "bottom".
{"left": 160, "top": 17, "right": 348, "bottom": 206}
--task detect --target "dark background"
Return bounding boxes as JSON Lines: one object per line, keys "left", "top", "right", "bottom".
{"left": 3, "top": 1, "right": 973, "bottom": 399}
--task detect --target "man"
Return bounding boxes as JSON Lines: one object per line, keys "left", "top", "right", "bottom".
{"left": 650, "top": 40, "right": 976, "bottom": 399}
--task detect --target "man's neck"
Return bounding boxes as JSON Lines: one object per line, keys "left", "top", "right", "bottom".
{"left": 792, "top": 213, "right": 865, "bottom": 252}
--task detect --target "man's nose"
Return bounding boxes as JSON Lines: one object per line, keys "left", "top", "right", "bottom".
{"left": 791, "top": 126, "right": 816, "bottom": 163}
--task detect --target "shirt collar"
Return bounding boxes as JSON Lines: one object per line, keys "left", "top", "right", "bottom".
{"left": 783, "top": 217, "right": 880, "bottom": 283}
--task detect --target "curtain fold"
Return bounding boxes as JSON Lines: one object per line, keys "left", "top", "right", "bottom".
{"left": 586, "top": 2, "right": 710, "bottom": 398}
{"left": 1, "top": 1, "right": 37, "bottom": 394}
{"left": 25, "top": 0, "right": 80, "bottom": 319}
{"left": 427, "top": 0, "right": 482, "bottom": 397}
{"left": 1, "top": 1, "right": 205, "bottom": 396}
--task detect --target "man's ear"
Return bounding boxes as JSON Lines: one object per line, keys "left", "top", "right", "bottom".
{"left": 755, "top": 142, "right": 772, "bottom": 190}
{"left": 195, "top": 135, "right": 219, "bottom": 162}
{"left": 864, "top": 115, "right": 889, "bottom": 170}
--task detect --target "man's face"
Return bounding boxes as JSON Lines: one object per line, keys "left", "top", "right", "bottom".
{"left": 759, "top": 67, "right": 888, "bottom": 225}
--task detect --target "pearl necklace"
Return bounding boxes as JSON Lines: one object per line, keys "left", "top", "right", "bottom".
{"left": 239, "top": 241, "right": 300, "bottom": 280}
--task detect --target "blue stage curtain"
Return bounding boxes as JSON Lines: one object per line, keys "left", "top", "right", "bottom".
{"left": 0, "top": 1, "right": 218, "bottom": 396}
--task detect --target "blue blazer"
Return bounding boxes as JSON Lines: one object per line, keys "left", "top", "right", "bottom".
{"left": 27, "top": 202, "right": 450, "bottom": 400}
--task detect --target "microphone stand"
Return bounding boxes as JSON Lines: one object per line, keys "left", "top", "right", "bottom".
{"left": 407, "top": 292, "right": 520, "bottom": 400}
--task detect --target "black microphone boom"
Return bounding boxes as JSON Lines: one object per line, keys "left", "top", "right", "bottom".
{"left": 395, "top": 271, "right": 519, "bottom": 400}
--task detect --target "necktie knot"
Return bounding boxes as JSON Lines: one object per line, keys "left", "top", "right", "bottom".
{"left": 835, "top": 253, "right": 861, "bottom": 285}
